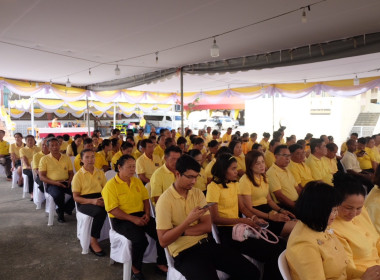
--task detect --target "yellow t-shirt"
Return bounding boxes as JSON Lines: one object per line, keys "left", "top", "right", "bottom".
{"left": 74, "top": 153, "right": 108, "bottom": 172}
{"left": 267, "top": 164, "right": 299, "bottom": 203}
{"left": 0, "top": 140, "right": 10, "bottom": 156}
{"left": 332, "top": 207, "right": 380, "bottom": 273}
{"left": 60, "top": 141, "right": 68, "bottom": 153}
{"left": 66, "top": 143, "right": 83, "bottom": 157}
{"left": 102, "top": 175, "right": 149, "bottom": 217}
{"left": 136, "top": 153, "right": 162, "bottom": 179}
{"left": 19, "top": 146, "right": 41, "bottom": 169}
{"left": 239, "top": 174, "right": 268, "bottom": 206}
{"left": 264, "top": 150, "right": 275, "bottom": 169}
{"left": 71, "top": 167, "right": 107, "bottom": 195}
{"left": 341, "top": 142, "right": 348, "bottom": 155}
{"left": 206, "top": 181, "right": 241, "bottom": 222}
{"left": 193, "top": 168, "right": 207, "bottom": 192}
{"left": 133, "top": 149, "right": 142, "bottom": 160}
{"left": 356, "top": 147, "right": 375, "bottom": 170}
{"left": 155, "top": 185, "right": 208, "bottom": 257}
{"left": 38, "top": 153, "right": 73, "bottom": 181}
{"left": 305, "top": 154, "right": 333, "bottom": 185}
{"left": 9, "top": 142, "right": 25, "bottom": 159}
{"left": 288, "top": 160, "right": 314, "bottom": 187}
{"left": 134, "top": 135, "right": 146, "bottom": 144}
{"left": 221, "top": 133, "right": 231, "bottom": 143}
{"left": 234, "top": 153, "right": 246, "bottom": 172}
{"left": 259, "top": 139, "right": 269, "bottom": 152}
{"left": 111, "top": 151, "right": 123, "bottom": 170}
{"left": 32, "top": 151, "right": 48, "bottom": 170}
{"left": 150, "top": 164, "right": 175, "bottom": 198}
{"left": 153, "top": 145, "right": 165, "bottom": 159}
{"left": 365, "top": 185, "right": 380, "bottom": 235}
{"left": 323, "top": 156, "right": 338, "bottom": 175}
{"left": 204, "top": 158, "right": 216, "bottom": 180}
{"left": 372, "top": 146, "right": 380, "bottom": 163}
{"left": 286, "top": 221, "right": 362, "bottom": 280}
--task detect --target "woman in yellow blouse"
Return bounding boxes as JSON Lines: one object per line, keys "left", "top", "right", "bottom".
{"left": 259, "top": 132, "right": 270, "bottom": 152}
{"left": 228, "top": 140, "right": 246, "bottom": 178}
{"left": 72, "top": 149, "right": 107, "bottom": 256}
{"left": 97, "top": 139, "right": 112, "bottom": 165}
{"left": 206, "top": 153, "right": 284, "bottom": 280}
{"left": 332, "top": 173, "right": 380, "bottom": 273}
{"left": 66, "top": 134, "right": 83, "bottom": 157}
{"left": 187, "top": 149, "right": 207, "bottom": 194}
{"left": 239, "top": 150, "right": 296, "bottom": 237}
{"left": 286, "top": 181, "right": 380, "bottom": 280}
{"left": 10, "top": 132, "right": 25, "bottom": 186}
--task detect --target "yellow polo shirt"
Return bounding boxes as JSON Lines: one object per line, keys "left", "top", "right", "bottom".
{"left": 286, "top": 222, "right": 362, "bottom": 280}
{"left": 288, "top": 160, "right": 314, "bottom": 187}
{"left": 356, "top": 147, "right": 375, "bottom": 170}
{"left": 66, "top": 143, "right": 83, "bottom": 157}
{"left": 9, "top": 142, "right": 24, "bottom": 158}
{"left": 136, "top": 153, "right": 162, "bottom": 179}
{"left": 341, "top": 142, "right": 348, "bottom": 155}
{"left": 150, "top": 164, "right": 175, "bottom": 198}
{"left": 60, "top": 141, "right": 68, "bottom": 153}
{"left": 32, "top": 151, "right": 49, "bottom": 170}
{"left": 372, "top": 146, "right": 380, "bottom": 163}
{"left": 102, "top": 175, "right": 149, "bottom": 217}
{"left": 153, "top": 145, "right": 165, "bottom": 159}
{"left": 204, "top": 158, "right": 216, "bottom": 180}
{"left": 239, "top": 174, "right": 268, "bottom": 206}
{"left": 19, "top": 146, "right": 41, "bottom": 169}
{"left": 259, "top": 139, "right": 269, "bottom": 151}
{"left": 97, "top": 150, "right": 113, "bottom": 163}
{"left": 74, "top": 152, "right": 108, "bottom": 172}
{"left": 365, "top": 185, "right": 380, "bottom": 235}
{"left": 72, "top": 167, "right": 107, "bottom": 195}
{"left": 155, "top": 185, "right": 208, "bottom": 257}
{"left": 193, "top": 168, "right": 207, "bottom": 192}
{"left": 134, "top": 135, "right": 146, "bottom": 144}
{"left": 264, "top": 150, "right": 275, "bottom": 169}
{"left": 305, "top": 154, "right": 333, "bottom": 185}
{"left": 38, "top": 153, "right": 73, "bottom": 181}
{"left": 111, "top": 151, "right": 123, "bottom": 169}
{"left": 0, "top": 140, "right": 10, "bottom": 156}
{"left": 323, "top": 156, "right": 338, "bottom": 175}
{"left": 267, "top": 164, "right": 299, "bottom": 203}
{"left": 133, "top": 149, "right": 142, "bottom": 160}
{"left": 221, "top": 133, "right": 231, "bottom": 143}
{"left": 234, "top": 153, "right": 246, "bottom": 172}
{"left": 332, "top": 207, "right": 380, "bottom": 273}
{"left": 206, "top": 181, "right": 241, "bottom": 222}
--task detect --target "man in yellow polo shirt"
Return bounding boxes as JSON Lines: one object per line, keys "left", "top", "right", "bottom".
{"left": 324, "top": 143, "right": 338, "bottom": 175}
{"left": 150, "top": 146, "right": 182, "bottom": 202}
{"left": 156, "top": 154, "right": 259, "bottom": 279}
{"left": 356, "top": 137, "right": 377, "bottom": 172}
{"left": 153, "top": 135, "right": 166, "bottom": 160}
{"left": 267, "top": 145, "right": 299, "bottom": 210}
{"left": 39, "top": 137, "right": 74, "bottom": 223}
{"left": 32, "top": 138, "right": 50, "bottom": 193}
{"left": 136, "top": 139, "right": 162, "bottom": 184}
{"left": 221, "top": 127, "right": 232, "bottom": 144}
{"left": 134, "top": 128, "right": 146, "bottom": 144}
{"left": 288, "top": 144, "right": 314, "bottom": 189}
{"left": 0, "top": 129, "right": 12, "bottom": 181}
{"left": 305, "top": 138, "right": 333, "bottom": 186}
{"left": 264, "top": 139, "right": 280, "bottom": 170}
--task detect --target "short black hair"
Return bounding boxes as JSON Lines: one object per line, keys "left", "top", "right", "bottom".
{"left": 326, "top": 143, "right": 338, "bottom": 152}
{"left": 164, "top": 145, "right": 182, "bottom": 157}
{"left": 295, "top": 181, "right": 342, "bottom": 232}
{"left": 187, "top": 149, "right": 201, "bottom": 158}
{"left": 289, "top": 144, "right": 303, "bottom": 154}
{"left": 212, "top": 153, "right": 237, "bottom": 188}
{"left": 263, "top": 132, "right": 270, "bottom": 139}
{"left": 177, "top": 136, "right": 187, "bottom": 146}
{"left": 193, "top": 137, "right": 204, "bottom": 146}
{"left": 63, "top": 134, "right": 70, "bottom": 141}
{"left": 83, "top": 138, "right": 93, "bottom": 145}
{"left": 99, "top": 139, "right": 111, "bottom": 151}
{"left": 228, "top": 140, "right": 241, "bottom": 154}
{"left": 212, "top": 130, "right": 219, "bottom": 136}
{"left": 351, "top": 132, "right": 358, "bottom": 137}
{"left": 140, "top": 139, "right": 153, "bottom": 148}
{"left": 214, "top": 146, "right": 231, "bottom": 158}
{"left": 357, "top": 137, "right": 367, "bottom": 145}
{"left": 208, "top": 140, "right": 219, "bottom": 148}
{"left": 250, "top": 133, "right": 257, "bottom": 138}
{"left": 333, "top": 173, "right": 366, "bottom": 199}
{"left": 165, "top": 137, "right": 174, "bottom": 148}
{"left": 112, "top": 128, "right": 120, "bottom": 135}
{"left": 56, "top": 135, "right": 64, "bottom": 140}
{"left": 252, "top": 143, "right": 262, "bottom": 150}
{"left": 14, "top": 132, "right": 23, "bottom": 138}
{"left": 274, "top": 145, "right": 288, "bottom": 155}
{"left": 115, "top": 154, "right": 135, "bottom": 172}
{"left": 111, "top": 138, "right": 119, "bottom": 147}
{"left": 47, "top": 137, "right": 59, "bottom": 146}
{"left": 269, "top": 139, "right": 279, "bottom": 147}
{"left": 121, "top": 142, "right": 133, "bottom": 151}
{"left": 310, "top": 138, "right": 324, "bottom": 154}
{"left": 175, "top": 154, "right": 201, "bottom": 174}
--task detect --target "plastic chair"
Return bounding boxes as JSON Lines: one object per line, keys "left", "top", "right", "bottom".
{"left": 278, "top": 250, "right": 292, "bottom": 280}
{"left": 75, "top": 203, "right": 110, "bottom": 254}
{"left": 105, "top": 170, "right": 116, "bottom": 181}
{"left": 108, "top": 215, "right": 157, "bottom": 280}
{"left": 70, "top": 156, "right": 76, "bottom": 173}
{"left": 43, "top": 182, "right": 72, "bottom": 226}
{"left": 22, "top": 172, "right": 29, "bottom": 198}
{"left": 165, "top": 248, "right": 186, "bottom": 280}
{"left": 11, "top": 169, "right": 20, "bottom": 189}
{"left": 0, "top": 164, "right": 5, "bottom": 176}
{"left": 33, "top": 181, "right": 45, "bottom": 210}
{"left": 145, "top": 183, "right": 155, "bottom": 218}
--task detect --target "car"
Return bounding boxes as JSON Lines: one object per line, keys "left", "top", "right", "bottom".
{"left": 193, "top": 118, "right": 220, "bottom": 130}
{"left": 213, "top": 116, "right": 237, "bottom": 130}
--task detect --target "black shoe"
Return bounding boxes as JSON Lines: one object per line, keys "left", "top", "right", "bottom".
{"left": 131, "top": 272, "right": 145, "bottom": 280}
{"left": 155, "top": 266, "right": 167, "bottom": 276}
{"left": 89, "top": 245, "right": 106, "bottom": 257}
{"left": 64, "top": 210, "right": 72, "bottom": 216}
{"left": 57, "top": 215, "right": 65, "bottom": 223}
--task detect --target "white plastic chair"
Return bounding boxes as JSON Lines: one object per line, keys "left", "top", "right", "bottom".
{"left": 278, "top": 250, "right": 292, "bottom": 280}
{"left": 43, "top": 182, "right": 72, "bottom": 226}
{"left": 70, "top": 156, "right": 76, "bottom": 174}
{"left": 165, "top": 248, "right": 186, "bottom": 280}
{"left": 0, "top": 164, "right": 5, "bottom": 176}
{"left": 76, "top": 203, "right": 110, "bottom": 254}
{"left": 145, "top": 183, "right": 155, "bottom": 218}
{"left": 108, "top": 215, "right": 157, "bottom": 280}
{"left": 105, "top": 170, "right": 116, "bottom": 181}
{"left": 22, "top": 172, "right": 29, "bottom": 198}
{"left": 33, "top": 181, "right": 45, "bottom": 209}
{"left": 11, "top": 169, "right": 20, "bottom": 189}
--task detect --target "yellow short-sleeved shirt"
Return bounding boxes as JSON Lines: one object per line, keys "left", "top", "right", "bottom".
{"left": 259, "top": 139, "right": 269, "bottom": 152}
{"left": 242, "top": 141, "right": 249, "bottom": 155}
{"left": 66, "top": 143, "right": 83, "bottom": 157}
{"left": 193, "top": 168, "right": 207, "bottom": 192}
{"left": 372, "top": 146, "right": 380, "bottom": 163}
{"left": 134, "top": 135, "right": 146, "bottom": 144}
{"left": 332, "top": 207, "right": 380, "bottom": 272}
{"left": 365, "top": 185, "right": 380, "bottom": 235}
{"left": 288, "top": 160, "right": 314, "bottom": 187}
{"left": 356, "top": 147, "right": 375, "bottom": 170}
{"left": 264, "top": 150, "right": 275, "bottom": 169}
{"left": 133, "top": 149, "right": 142, "bottom": 160}
{"left": 286, "top": 221, "right": 362, "bottom": 280}
{"left": 74, "top": 152, "right": 107, "bottom": 172}
{"left": 239, "top": 174, "right": 268, "bottom": 206}
{"left": 102, "top": 175, "right": 149, "bottom": 217}
{"left": 234, "top": 153, "right": 246, "bottom": 172}
{"left": 323, "top": 156, "right": 338, "bottom": 175}
{"left": 156, "top": 185, "right": 208, "bottom": 257}
{"left": 341, "top": 142, "right": 348, "bottom": 155}
{"left": 221, "top": 133, "right": 231, "bottom": 143}
{"left": 60, "top": 141, "right": 68, "bottom": 152}
{"left": 111, "top": 151, "right": 123, "bottom": 169}
{"left": 32, "top": 151, "right": 48, "bottom": 170}
{"left": 0, "top": 140, "right": 10, "bottom": 156}
{"left": 19, "top": 146, "right": 41, "bottom": 169}
{"left": 9, "top": 143, "right": 25, "bottom": 158}
{"left": 153, "top": 145, "right": 165, "bottom": 159}
{"left": 38, "top": 153, "right": 73, "bottom": 181}
{"left": 267, "top": 164, "right": 299, "bottom": 203}
{"left": 150, "top": 164, "right": 175, "bottom": 198}
{"left": 206, "top": 181, "right": 240, "bottom": 222}
{"left": 72, "top": 167, "right": 107, "bottom": 195}
{"left": 204, "top": 158, "right": 216, "bottom": 180}
{"left": 305, "top": 154, "right": 333, "bottom": 185}
{"left": 136, "top": 153, "right": 162, "bottom": 179}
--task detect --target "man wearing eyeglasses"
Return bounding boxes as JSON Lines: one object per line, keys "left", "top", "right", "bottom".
{"left": 267, "top": 145, "right": 299, "bottom": 211}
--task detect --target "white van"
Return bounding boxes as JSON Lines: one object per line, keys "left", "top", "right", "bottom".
{"left": 144, "top": 111, "right": 188, "bottom": 130}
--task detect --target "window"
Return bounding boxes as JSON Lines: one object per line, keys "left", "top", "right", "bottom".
{"left": 175, "top": 116, "right": 182, "bottom": 121}
{"left": 166, "top": 116, "right": 172, "bottom": 121}
{"left": 144, "top": 115, "right": 163, "bottom": 121}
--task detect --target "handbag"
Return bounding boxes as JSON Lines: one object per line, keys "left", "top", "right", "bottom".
{"left": 232, "top": 223, "right": 279, "bottom": 244}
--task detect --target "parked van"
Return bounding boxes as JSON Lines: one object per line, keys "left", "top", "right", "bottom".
{"left": 144, "top": 111, "right": 188, "bottom": 130}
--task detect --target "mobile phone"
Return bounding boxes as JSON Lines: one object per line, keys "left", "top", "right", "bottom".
{"left": 201, "top": 202, "right": 216, "bottom": 210}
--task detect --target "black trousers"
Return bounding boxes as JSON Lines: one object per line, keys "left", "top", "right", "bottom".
{"left": 46, "top": 184, "right": 74, "bottom": 214}
{"left": 22, "top": 169, "right": 34, "bottom": 194}
{"left": 0, "top": 156, "right": 12, "bottom": 177}
{"left": 77, "top": 193, "right": 107, "bottom": 239}
{"left": 173, "top": 238, "right": 260, "bottom": 280}
{"left": 34, "top": 174, "right": 44, "bottom": 193}
{"left": 217, "top": 226, "right": 285, "bottom": 280}
{"left": 111, "top": 212, "right": 166, "bottom": 271}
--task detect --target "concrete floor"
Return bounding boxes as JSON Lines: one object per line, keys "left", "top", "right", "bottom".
{"left": 0, "top": 175, "right": 166, "bottom": 280}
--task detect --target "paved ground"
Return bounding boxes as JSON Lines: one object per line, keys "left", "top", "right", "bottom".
{"left": 0, "top": 175, "right": 166, "bottom": 280}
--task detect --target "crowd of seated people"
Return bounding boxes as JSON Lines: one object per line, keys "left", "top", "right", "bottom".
{"left": 3, "top": 126, "right": 380, "bottom": 280}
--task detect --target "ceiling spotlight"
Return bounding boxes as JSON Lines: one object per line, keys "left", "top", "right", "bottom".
{"left": 66, "top": 78, "right": 71, "bottom": 88}
{"left": 210, "top": 37, "right": 220, "bottom": 58}
{"left": 89, "top": 69, "right": 92, "bottom": 76}
{"left": 354, "top": 75, "right": 360, "bottom": 86}
{"left": 115, "top": 65, "right": 121, "bottom": 76}
{"left": 301, "top": 8, "right": 307, "bottom": 23}
{"left": 155, "top": 52, "right": 159, "bottom": 64}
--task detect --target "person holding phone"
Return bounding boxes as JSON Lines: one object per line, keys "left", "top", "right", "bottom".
{"left": 72, "top": 149, "right": 108, "bottom": 256}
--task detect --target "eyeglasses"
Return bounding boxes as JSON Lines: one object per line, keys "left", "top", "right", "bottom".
{"left": 181, "top": 173, "right": 200, "bottom": 180}
{"left": 278, "top": 154, "right": 291, "bottom": 158}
